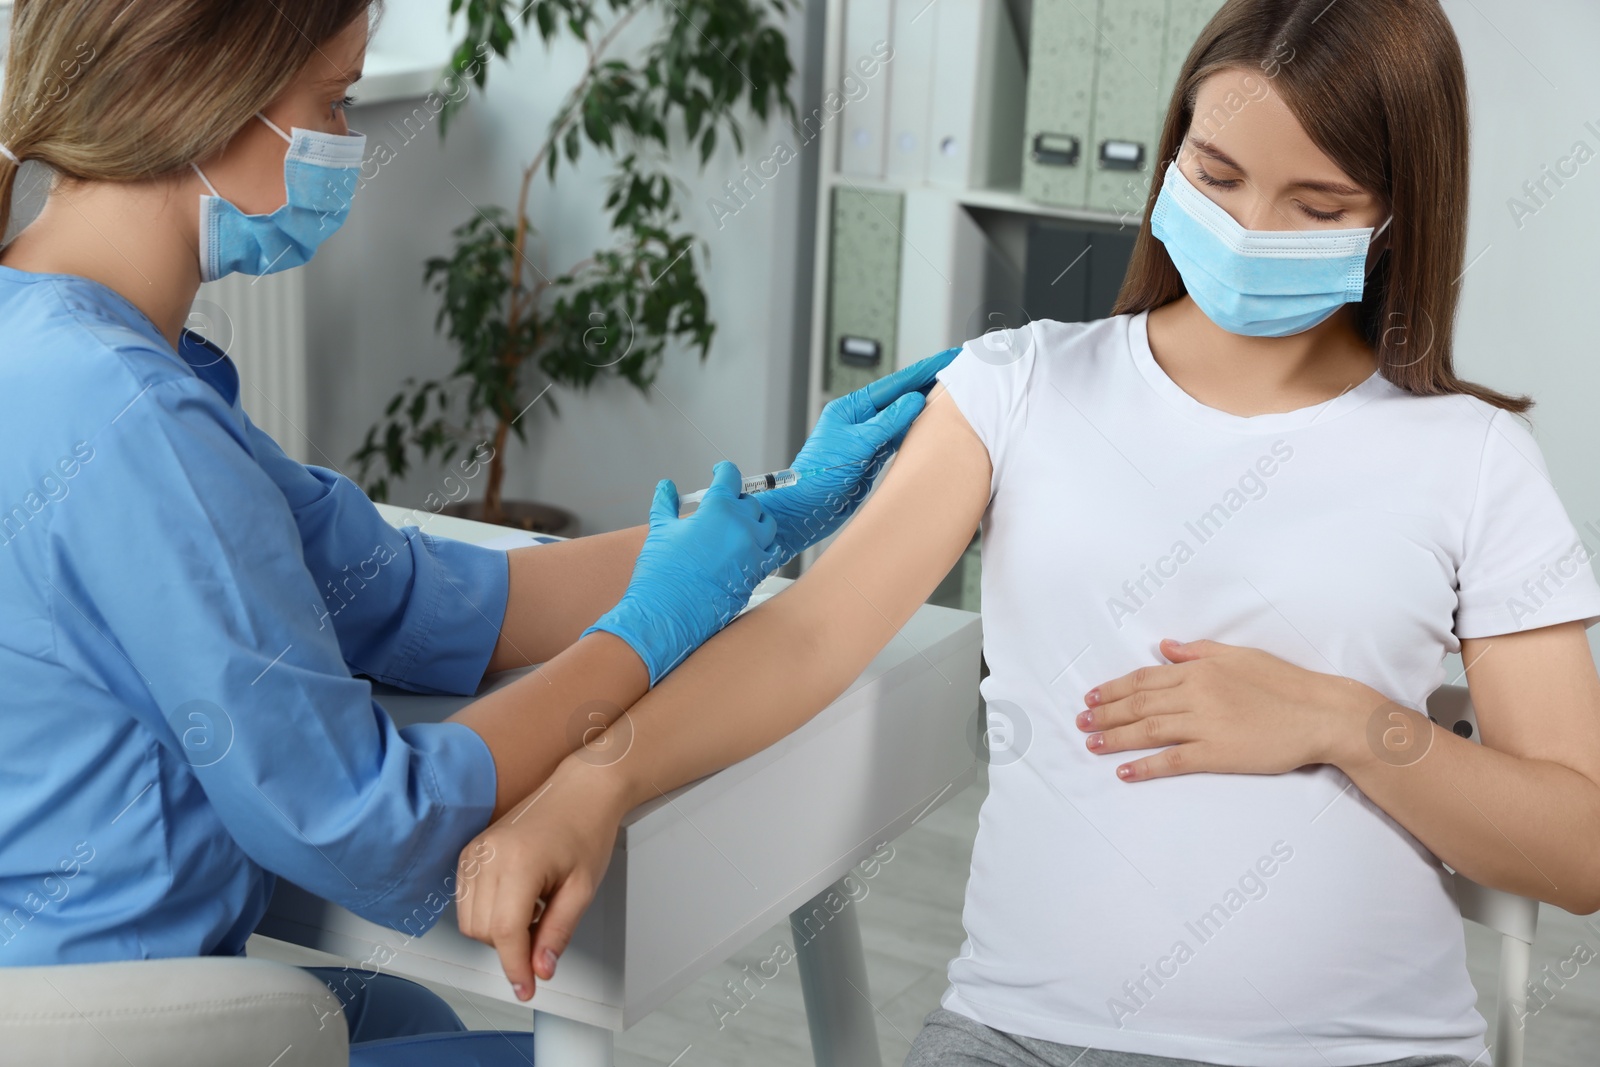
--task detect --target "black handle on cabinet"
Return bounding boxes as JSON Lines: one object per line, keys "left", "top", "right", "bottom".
{"left": 838, "top": 336, "right": 883, "bottom": 368}
{"left": 1098, "top": 140, "right": 1145, "bottom": 171}
{"left": 1031, "top": 133, "right": 1081, "bottom": 168}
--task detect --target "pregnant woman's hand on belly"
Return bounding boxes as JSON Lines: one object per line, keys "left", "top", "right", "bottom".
{"left": 1075, "top": 637, "right": 1386, "bottom": 781}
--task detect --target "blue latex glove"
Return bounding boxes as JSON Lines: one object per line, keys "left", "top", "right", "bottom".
{"left": 583, "top": 461, "right": 784, "bottom": 686}
{"left": 764, "top": 347, "right": 961, "bottom": 564}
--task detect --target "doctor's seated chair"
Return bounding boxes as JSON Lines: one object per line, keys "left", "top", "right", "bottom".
{"left": 0, "top": 955, "right": 348, "bottom": 1066}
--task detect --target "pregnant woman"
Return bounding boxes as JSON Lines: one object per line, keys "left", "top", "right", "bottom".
{"left": 462, "top": 1, "right": 1600, "bottom": 1064}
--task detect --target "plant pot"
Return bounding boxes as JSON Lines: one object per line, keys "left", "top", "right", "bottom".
{"left": 440, "top": 499, "right": 578, "bottom": 538}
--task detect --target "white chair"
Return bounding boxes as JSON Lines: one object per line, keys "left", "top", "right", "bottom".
{"left": 0, "top": 955, "right": 348, "bottom": 1066}
{"left": 1428, "top": 683, "right": 1537, "bottom": 1067}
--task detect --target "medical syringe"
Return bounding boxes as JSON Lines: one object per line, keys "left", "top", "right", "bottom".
{"left": 678, "top": 460, "right": 869, "bottom": 510}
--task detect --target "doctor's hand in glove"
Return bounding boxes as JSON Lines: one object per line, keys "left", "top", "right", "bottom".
{"left": 582, "top": 460, "right": 783, "bottom": 686}
{"left": 762, "top": 346, "right": 960, "bottom": 565}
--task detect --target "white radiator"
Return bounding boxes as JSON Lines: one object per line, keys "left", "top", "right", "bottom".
{"left": 193, "top": 271, "right": 309, "bottom": 463}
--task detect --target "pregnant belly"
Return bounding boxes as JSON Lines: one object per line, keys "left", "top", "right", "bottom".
{"left": 949, "top": 758, "right": 1478, "bottom": 1042}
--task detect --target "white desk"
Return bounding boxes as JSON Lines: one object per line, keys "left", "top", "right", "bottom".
{"left": 254, "top": 506, "right": 984, "bottom": 1067}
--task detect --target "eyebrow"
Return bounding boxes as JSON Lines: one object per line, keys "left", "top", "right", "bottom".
{"left": 319, "top": 68, "right": 363, "bottom": 88}
{"left": 1187, "top": 137, "right": 1367, "bottom": 197}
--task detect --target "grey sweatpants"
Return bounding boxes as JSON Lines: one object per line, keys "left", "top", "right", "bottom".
{"left": 902, "top": 1007, "right": 1485, "bottom": 1067}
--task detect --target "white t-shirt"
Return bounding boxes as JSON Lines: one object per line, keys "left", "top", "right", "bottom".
{"left": 933, "top": 311, "right": 1600, "bottom": 1066}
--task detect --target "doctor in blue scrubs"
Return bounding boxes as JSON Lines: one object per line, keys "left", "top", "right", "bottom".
{"left": 0, "top": 1, "right": 948, "bottom": 1062}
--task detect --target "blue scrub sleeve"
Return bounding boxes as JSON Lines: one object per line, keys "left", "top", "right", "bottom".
{"left": 241, "top": 416, "right": 509, "bottom": 696}
{"left": 50, "top": 376, "right": 498, "bottom": 932}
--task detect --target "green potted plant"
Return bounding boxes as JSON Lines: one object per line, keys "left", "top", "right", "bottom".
{"left": 353, "top": 0, "right": 797, "bottom": 533}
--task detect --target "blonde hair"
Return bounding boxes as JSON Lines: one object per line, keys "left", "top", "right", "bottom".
{"left": 0, "top": 0, "right": 379, "bottom": 240}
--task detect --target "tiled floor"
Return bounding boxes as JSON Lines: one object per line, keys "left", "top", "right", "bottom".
{"left": 251, "top": 761, "right": 1600, "bottom": 1066}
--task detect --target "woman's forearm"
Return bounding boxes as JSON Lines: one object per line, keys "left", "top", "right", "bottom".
{"left": 572, "top": 387, "right": 992, "bottom": 820}
{"left": 586, "top": 566, "right": 921, "bottom": 816}
{"left": 451, "top": 629, "right": 650, "bottom": 820}
{"left": 486, "top": 525, "right": 647, "bottom": 673}
{"left": 462, "top": 466, "right": 821, "bottom": 816}
{"left": 1336, "top": 719, "right": 1600, "bottom": 913}
{"left": 1330, "top": 623, "right": 1600, "bottom": 914}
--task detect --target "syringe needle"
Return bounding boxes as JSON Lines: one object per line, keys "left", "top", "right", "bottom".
{"left": 679, "top": 457, "right": 875, "bottom": 510}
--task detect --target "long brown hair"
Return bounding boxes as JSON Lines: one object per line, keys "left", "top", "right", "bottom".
{"left": 0, "top": 0, "right": 380, "bottom": 241}
{"left": 1113, "top": 0, "right": 1529, "bottom": 414}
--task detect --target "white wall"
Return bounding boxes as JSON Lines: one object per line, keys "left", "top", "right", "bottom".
{"left": 4, "top": 0, "right": 1596, "bottom": 603}
{"left": 1444, "top": 0, "right": 1600, "bottom": 661}
{"left": 301, "top": 0, "right": 820, "bottom": 535}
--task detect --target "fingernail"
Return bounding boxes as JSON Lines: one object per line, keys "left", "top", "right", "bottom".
{"left": 540, "top": 948, "right": 558, "bottom": 974}
{"left": 1076, "top": 710, "right": 1094, "bottom": 728}
{"left": 511, "top": 982, "right": 526, "bottom": 999}
{"left": 1087, "top": 733, "right": 1104, "bottom": 750}
{"left": 1117, "top": 765, "right": 1134, "bottom": 779}
{"left": 1085, "top": 688, "right": 1100, "bottom": 706}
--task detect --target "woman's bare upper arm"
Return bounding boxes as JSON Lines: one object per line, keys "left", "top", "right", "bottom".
{"left": 1461, "top": 623, "right": 1600, "bottom": 785}
{"left": 792, "top": 382, "right": 992, "bottom": 632}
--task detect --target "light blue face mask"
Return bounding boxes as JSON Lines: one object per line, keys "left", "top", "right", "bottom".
{"left": 1150, "top": 159, "right": 1392, "bottom": 338}
{"left": 192, "top": 113, "right": 366, "bottom": 283}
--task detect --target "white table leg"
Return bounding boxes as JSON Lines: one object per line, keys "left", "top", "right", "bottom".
{"left": 534, "top": 1009, "right": 614, "bottom": 1067}
{"left": 790, "top": 878, "right": 883, "bottom": 1067}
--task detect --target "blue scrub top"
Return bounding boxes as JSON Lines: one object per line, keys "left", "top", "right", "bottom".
{"left": 0, "top": 266, "right": 508, "bottom": 964}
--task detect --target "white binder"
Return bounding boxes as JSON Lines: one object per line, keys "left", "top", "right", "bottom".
{"left": 837, "top": 0, "right": 894, "bottom": 177}
{"left": 894, "top": 188, "right": 1022, "bottom": 367}
{"left": 926, "top": 0, "right": 1026, "bottom": 190}
{"left": 884, "top": 0, "right": 937, "bottom": 184}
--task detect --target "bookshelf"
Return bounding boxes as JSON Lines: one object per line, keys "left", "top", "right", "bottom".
{"left": 802, "top": 0, "right": 1131, "bottom": 441}
{"left": 796, "top": 0, "right": 1227, "bottom": 594}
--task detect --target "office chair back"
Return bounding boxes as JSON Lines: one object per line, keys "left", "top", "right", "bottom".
{"left": 1428, "top": 683, "right": 1536, "bottom": 1067}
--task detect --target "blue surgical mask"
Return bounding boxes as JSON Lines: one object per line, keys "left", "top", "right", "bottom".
{"left": 192, "top": 113, "right": 366, "bottom": 283}
{"left": 1150, "top": 160, "right": 1391, "bottom": 338}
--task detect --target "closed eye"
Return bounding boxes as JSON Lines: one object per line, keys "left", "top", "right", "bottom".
{"left": 1297, "top": 203, "right": 1348, "bottom": 223}
{"left": 1194, "top": 164, "right": 1351, "bottom": 224}
{"left": 1191, "top": 164, "right": 1240, "bottom": 190}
